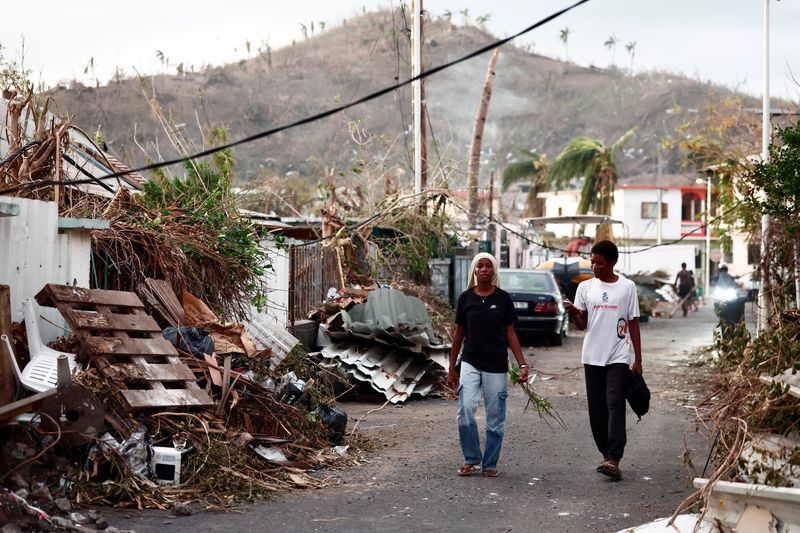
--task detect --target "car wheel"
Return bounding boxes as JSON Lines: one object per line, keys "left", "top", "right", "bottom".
{"left": 550, "top": 331, "right": 563, "bottom": 346}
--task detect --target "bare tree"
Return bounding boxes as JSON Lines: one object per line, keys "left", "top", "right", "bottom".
{"left": 467, "top": 48, "right": 500, "bottom": 227}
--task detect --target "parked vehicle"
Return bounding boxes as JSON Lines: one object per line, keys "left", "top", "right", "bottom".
{"left": 499, "top": 269, "right": 567, "bottom": 346}
{"left": 713, "top": 284, "right": 746, "bottom": 338}
{"left": 533, "top": 257, "right": 593, "bottom": 303}
{"left": 736, "top": 270, "right": 761, "bottom": 302}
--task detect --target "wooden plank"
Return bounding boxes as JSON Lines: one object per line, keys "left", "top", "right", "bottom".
{"left": 121, "top": 389, "right": 214, "bottom": 409}
{"left": 62, "top": 309, "right": 161, "bottom": 333}
{"left": 36, "top": 284, "right": 144, "bottom": 309}
{"left": 83, "top": 335, "right": 178, "bottom": 357}
{"left": 105, "top": 363, "right": 197, "bottom": 382}
{"left": 0, "top": 285, "right": 13, "bottom": 406}
{"left": 0, "top": 388, "right": 58, "bottom": 425}
{"left": 0, "top": 285, "right": 10, "bottom": 336}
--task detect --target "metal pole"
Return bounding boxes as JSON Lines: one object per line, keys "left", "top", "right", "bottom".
{"left": 412, "top": 0, "right": 422, "bottom": 195}
{"left": 656, "top": 144, "right": 662, "bottom": 244}
{"left": 705, "top": 175, "right": 711, "bottom": 299}
{"left": 757, "top": 0, "right": 771, "bottom": 334}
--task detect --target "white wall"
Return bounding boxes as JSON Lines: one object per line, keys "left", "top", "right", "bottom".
{"left": 614, "top": 188, "right": 684, "bottom": 241}
{"left": 0, "top": 197, "right": 93, "bottom": 342}
{"left": 253, "top": 242, "right": 290, "bottom": 328}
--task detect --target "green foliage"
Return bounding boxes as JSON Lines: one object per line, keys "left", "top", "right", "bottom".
{"left": 140, "top": 127, "right": 268, "bottom": 314}
{"left": 746, "top": 121, "right": 800, "bottom": 235}
{"left": 547, "top": 129, "right": 635, "bottom": 216}
{"left": 501, "top": 151, "right": 548, "bottom": 216}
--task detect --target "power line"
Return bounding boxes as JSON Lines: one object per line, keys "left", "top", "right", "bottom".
{"left": 0, "top": 0, "right": 591, "bottom": 196}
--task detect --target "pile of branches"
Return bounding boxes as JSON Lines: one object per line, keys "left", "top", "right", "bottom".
{"left": 1, "top": 87, "right": 72, "bottom": 201}
{"left": 85, "top": 188, "right": 264, "bottom": 320}
{"left": 671, "top": 319, "right": 800, "bottom": 522}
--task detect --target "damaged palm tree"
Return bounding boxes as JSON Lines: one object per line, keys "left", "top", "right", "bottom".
{"left": 467, "top": 48, "right": 500, "bottom": 228}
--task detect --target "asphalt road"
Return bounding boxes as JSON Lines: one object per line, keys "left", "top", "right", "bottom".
{"left": 110, "top": 302, "right": 720, "bottom": 533}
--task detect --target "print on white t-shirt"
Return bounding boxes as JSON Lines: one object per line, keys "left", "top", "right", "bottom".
{"left": 575, "top": 277, "right": 640, "bottom": 366}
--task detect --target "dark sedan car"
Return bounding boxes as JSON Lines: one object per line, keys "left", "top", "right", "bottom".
{"left": 500, "top": 269, "right": 567, "bottom": 346}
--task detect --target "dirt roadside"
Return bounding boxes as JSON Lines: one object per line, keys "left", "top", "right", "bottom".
{"left": 110, "top": 303, "right": 718, "bottom": 533}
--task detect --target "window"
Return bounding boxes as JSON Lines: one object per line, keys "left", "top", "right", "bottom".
{"left": 640, "top": 202, "right": 668, "bottom": 219}
{"left": 681, "top": 192, "right": 703, "bottom": 220}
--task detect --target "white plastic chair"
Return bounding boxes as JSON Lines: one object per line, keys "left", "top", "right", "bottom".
{"left": 8, "top": 298, "right": 78, "bottom": 393}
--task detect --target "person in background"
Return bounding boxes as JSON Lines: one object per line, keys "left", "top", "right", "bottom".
{"left": 447, "top": 252, "right": 528, "bottom": 478}
{"left": 716, "top": 265, "right": 736, "bottom": 288}
{"left": 564, "top": 235, "right": 591, "bottom": 257}
{"left": 563, "top": 240, "right": 642, "bottom": 481}
{"left": 673, "top": 262, "right": 696, "bottom": 316}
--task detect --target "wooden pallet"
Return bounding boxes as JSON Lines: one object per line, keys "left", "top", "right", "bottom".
{"left": 36, "top": 284, "right": 213, "bottom": 410}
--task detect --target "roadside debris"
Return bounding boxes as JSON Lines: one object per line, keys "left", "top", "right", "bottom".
{"left": 0, "top": 281, "right": 356, "bottom": 527}
{"left": 669, "top": 308, "right": 800, "bottom": 530}
{"left": 315, "top": 287, "right": 450, "bottom": 403}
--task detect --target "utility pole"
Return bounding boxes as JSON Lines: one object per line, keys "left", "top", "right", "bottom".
{"left": 412, "top": 0, "right": 424, "bottom": 196}
{"left": 656, "top": 145, "right": 662, "bottom": 245}
{"left": 757, "top": 0, "right": 772, "bottom": 334}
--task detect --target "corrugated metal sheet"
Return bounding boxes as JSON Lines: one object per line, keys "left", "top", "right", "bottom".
{"left": 244, "top": 312, "right": 300, "bottom": 370}
{"left": 0, "top": 197, "right": 93, "bottom": 342}
{"left": 327, "top": 288, "right": 447, "bottom": 352}
{"left": 319, "top": 340, "right": 441, "bottom": 403}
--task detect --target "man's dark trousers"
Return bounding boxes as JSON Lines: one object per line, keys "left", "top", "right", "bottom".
{"left": 584, "top": 363, "right": 628, "bottom": 460}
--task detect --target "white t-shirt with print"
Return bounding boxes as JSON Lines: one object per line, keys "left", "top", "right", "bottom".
{"left": 574, "top": 276, "right": 640, "bottom": 366}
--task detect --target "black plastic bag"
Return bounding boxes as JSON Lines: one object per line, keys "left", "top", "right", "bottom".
{"left": 162, "top": 326, "right": 214, "bottom": 357}
{"left": 315, "top": 405, "right": 348, "bottom": 444}
{"left": 626, "top": 371, "right": 650, "bottom": 422}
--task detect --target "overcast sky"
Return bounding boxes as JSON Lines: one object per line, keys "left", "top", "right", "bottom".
{"left": 2, "top": 1, "right": 798, "bottom": 101}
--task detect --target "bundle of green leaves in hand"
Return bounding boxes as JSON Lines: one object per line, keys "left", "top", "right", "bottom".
{"left": 508, "top": 364, "right": 567, "bottom": 430}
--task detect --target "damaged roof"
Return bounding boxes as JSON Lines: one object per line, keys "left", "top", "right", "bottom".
{"left": 245, "top": 313, "right": 301, "bottom": 370}
{"left": 319, "top": 340, "right": 443, "bottom": 403}
{"left": 326, "top": 288, "right": 447, "bottom": 352}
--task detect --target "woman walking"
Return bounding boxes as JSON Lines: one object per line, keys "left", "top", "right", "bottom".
{"left": 447, "top": 252, "right": 528, "bottom": 477}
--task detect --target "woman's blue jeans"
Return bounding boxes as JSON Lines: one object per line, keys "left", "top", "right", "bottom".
{"left": 457, "top": 361, "right": 508, "bottom": 471}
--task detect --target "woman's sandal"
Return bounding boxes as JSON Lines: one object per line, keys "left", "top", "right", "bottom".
{"left": 457, "top": 464, "right": 481, "bottom": 476}
{"left": 481, "top": 469, "right": 498, "bottom": 478}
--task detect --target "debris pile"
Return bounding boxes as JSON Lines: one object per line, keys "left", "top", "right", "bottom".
{"left": 315, "top": 287, "right": 451, "bottom": 404}
{"left": 0, "top": 282, "right": 355, "bottom": 529}
{"left": 670, "top": 309, "right": 800, "bottom": 530}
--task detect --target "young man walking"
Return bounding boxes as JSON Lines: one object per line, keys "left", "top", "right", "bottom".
{"left": 563, "top": 240, "right": 643, "bottom": 480}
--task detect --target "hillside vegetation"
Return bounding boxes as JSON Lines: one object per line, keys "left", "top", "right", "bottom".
{"left": 48, "top": 10, "right": 757, "bottom": 195}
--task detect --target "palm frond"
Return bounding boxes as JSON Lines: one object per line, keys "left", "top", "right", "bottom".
{"left": 547, "top": 137, "right": 603, "bottom": 189}
{"left": 501, "top": 152, "right": 546, "bottom": 191}
{"left": 577, "top": 174, "right": 596, "bottom": 214}
{"left": 609, "top": 128, "right": 637, "bottom": 158}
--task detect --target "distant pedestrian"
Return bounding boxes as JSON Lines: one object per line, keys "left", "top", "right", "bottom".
{"left": 563, "top": 240, "right": 643, "bottom": 480}
{"left": 673, "top": 262, "right": 696, "bottom": 316}
{"left": 448, "top": 252, "right": 529, "bottom": 478}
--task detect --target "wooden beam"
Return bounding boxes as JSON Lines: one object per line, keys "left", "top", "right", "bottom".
{"left": 0, "top": 285, "right": 15, "bottom": 406}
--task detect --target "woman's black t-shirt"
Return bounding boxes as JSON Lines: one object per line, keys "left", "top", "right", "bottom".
{"left": 455, "top": 287, "right": 517, "bottom": 374}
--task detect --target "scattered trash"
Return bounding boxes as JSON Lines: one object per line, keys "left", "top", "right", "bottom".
{"left": 251, "top": 446, "right": 289, "bottom": 463}
{"left": 162, "top": 326, "right": 215, "bottom": 358}
{"left": 315, "top": 405, "right": 348, "bottom": 444}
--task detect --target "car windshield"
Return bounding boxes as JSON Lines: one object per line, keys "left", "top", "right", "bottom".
{"left": 500, "top": 271, "right": 556, "bottom": 292}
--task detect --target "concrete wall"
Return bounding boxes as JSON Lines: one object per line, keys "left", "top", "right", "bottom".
{"left": 614, "top": 188, "right": 684, "bottom": 241}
